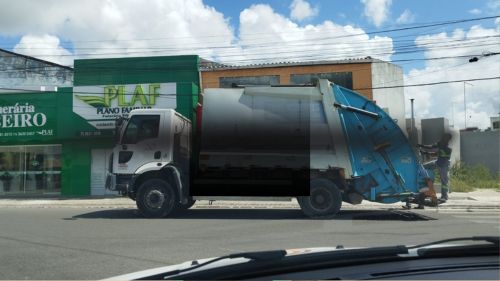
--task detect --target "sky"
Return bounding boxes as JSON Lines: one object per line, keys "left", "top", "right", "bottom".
{"left": 0, "top": 0, "right": 499, "bottom": 129}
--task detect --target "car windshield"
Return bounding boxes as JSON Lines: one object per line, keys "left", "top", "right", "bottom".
{"left": 0, "top": 1, "right": 499, "bottom": 280}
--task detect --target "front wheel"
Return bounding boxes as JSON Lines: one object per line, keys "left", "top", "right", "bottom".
{"left": 298, "top": 178, "right": 342, "bottom": 218}
{"left": 136, "top": 179, "right": 177, "bottom": 218}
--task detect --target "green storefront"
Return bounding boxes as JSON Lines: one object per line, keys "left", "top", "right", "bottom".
{"left": 0, "top": 55, "right": 199, "bottom": 196}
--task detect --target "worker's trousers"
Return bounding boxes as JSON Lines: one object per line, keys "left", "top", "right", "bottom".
{"left": 439, "top": 165, "right": 450, "bottom": 200}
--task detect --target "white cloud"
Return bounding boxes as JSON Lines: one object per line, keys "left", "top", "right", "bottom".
{"left": 0, "top": 1, "right": 395, "bottom": 66}
{"left": 0, "top": 0, "right": 235, "bottom": 65}
{"left": 404, "top": 25, "right": 500, "bottom": 129}
{"left": 361, "top": 0, "right": 392, "bottom": 27}
{"left": 13, "top": 34, "right": 73, "bottom": 66}
{"left": 468, "top": 8, "right": 482, "bottom": 15}
{"left": 289, "top": 0, "right": 318, "bottom": 21}
{"left": 396, "top": 9, "right": 415, "bottom": 24}
{"left": 234, "top": 4, "right": 394, "bottom": 64}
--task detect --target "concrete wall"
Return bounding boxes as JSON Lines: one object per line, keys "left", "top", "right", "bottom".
{"left": 371, "top": 62, "right": 405, "bottom": 132}
{"left": 201, "top": 63, "right": 374, "bottom": 99}
{"left": 0, "top": 49, "right": 73, "bottom": 89}
{"left": 461, "top": 130, "right": 500, "bottom": 173}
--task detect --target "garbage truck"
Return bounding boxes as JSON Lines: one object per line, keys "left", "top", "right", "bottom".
{"left": 106, "top": 79, "right": 435, "bottom": 218}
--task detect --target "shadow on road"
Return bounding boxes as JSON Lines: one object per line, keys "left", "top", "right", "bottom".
{"left": 68, "top": 208, "right": 436, "bottom": 221}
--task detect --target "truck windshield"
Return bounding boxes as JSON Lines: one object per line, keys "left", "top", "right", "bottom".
{"left": 121, "top": 115, "right": 160, "bottom": 144}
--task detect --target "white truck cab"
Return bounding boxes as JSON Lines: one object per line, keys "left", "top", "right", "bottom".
{"left": 107, "top": 109, "right": 192, "bottom": 216}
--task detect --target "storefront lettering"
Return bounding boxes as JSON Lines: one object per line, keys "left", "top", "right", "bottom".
{"left": 96, "top": 107, "right": 120, "bottom": 114}
{"left": 73, "top": 83, "right": 176, "bottom": 130}
{"left": 1, "top": 103, "right": 35, "bottom": 114}
{"left": 101, "top": 84, "right": 160, "bottom": 107}
{"left": 0, "top": 103, "right": 47, "bottom": 129}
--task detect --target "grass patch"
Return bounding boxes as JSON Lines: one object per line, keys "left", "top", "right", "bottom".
{"left": 448, "top": 162, "right": 500, "bottom": 192}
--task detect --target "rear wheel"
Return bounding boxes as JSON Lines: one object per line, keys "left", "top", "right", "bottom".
{"left": 136, "top": 179, "right": 177, "bottom": 218}
{"left": 298, "top": 178, "right": 342, "bottom": 218}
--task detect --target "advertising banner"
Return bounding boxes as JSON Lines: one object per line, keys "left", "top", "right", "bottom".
{"left": 0, "top": 99, "right": 57, "bottom": 140}
{"left": 73, "top": 83, "right": 177, "bottom": 130}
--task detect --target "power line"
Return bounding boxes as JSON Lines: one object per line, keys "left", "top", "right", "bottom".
{"left": 1, "top": 76, "right": 498, "bottom": 96}
{"left": 354, "top": 76, "right": 500, "bottom": 91}
{"left": 8, "top": 14, "right": 499, "bottom": 47}
{"left": 9, "top": 34, "right": 499, "bottom": 59}
{"left": 4, "top": 15, "right": 498, "bottom": 63}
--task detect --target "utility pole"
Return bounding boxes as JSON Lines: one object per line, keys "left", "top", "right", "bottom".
{"left": 463, "top": 82, "right": 473, "bottom": 129}
{"left": 410, "top": 98, "right": 416, "bottom": 146}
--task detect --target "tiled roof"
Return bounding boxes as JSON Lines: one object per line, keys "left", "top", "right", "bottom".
{"left": 199, "top": 57, "right": 381, "bottom": 71}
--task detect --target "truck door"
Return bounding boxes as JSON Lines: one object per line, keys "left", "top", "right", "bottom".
{"left": 115, "top": 114, "right": 165, "bottom": 174}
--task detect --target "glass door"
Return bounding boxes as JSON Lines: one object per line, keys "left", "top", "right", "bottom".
{"left": 0, "top": 146, "right": 26, "bottom": 194}
{"left": 0, "top": 145, "right": 61, "bottom": 195}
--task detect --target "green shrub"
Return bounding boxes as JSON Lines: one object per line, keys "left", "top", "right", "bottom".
{"left": 448, "top": 162, "right": 499, "bottom": 191}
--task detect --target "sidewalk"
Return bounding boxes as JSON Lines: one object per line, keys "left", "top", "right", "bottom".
{"left": 0, "top": 190, "right": 498, "bottom": 210}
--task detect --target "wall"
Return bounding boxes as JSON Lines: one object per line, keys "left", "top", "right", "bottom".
{"left": 0, "top": 87, "right": 111, "bottom": 196}
{"left": 370, "top": 62, "right": 405, "bottom": 132}
{"left": 461, "top": 130, "right": 500, "bottom": 174}
{"left": 0, "top": 49, "right": 73, "bottom": 88}
{"left": 1, "top": 55, "right": 200, "bottom": 197}
{"left": 201, "top": 63, "right": 373, "bottom": 99}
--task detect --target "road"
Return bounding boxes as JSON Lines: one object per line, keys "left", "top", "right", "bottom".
{"left": 0, "top": 206, "right": 498, "bottom": 280}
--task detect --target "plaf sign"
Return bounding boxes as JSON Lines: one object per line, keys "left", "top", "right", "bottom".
{"left": 0, "top": 102, "right": 55, "bottom": 139}
{"left": 73, "top": 83, "right": 176, "bottom": 130}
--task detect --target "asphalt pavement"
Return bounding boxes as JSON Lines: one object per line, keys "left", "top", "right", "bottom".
{"left": 0, "top": 199, "right": 498, "bottom": 280}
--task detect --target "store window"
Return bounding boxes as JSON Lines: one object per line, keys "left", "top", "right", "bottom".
{"left": 0, "top": 145, "right": 61, "bottom": 195}
{"left": 290, "top": 72, "right": 353, "bottom": 89}
{"left": 219, "top": 75, "right": 280, "bottom": 88}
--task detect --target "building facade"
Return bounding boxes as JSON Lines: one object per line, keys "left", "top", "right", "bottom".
{"left": 0, "top": 48, "right": 73, "bottom": 90}
{"left": 0, "top": 55, "right": 199, "bottom": 196}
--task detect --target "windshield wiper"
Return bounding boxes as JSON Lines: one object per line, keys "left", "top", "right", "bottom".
{"left": 408, "top": 236, "right": 499, "bottom": 249}
{"left": 408, "top": 236, "right": 500, "bottom": 258}
{"left": 157, "top": 246, "right": 408, "bottom": 280}
{"left": 136, "top": 250, "right": 287, "bottom": 280}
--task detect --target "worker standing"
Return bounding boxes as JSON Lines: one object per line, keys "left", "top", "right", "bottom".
{"left": 419, "top": 133, "right": 453, "bottom": 202}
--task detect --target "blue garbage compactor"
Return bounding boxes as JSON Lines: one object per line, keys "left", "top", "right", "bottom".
{"left": 331, "top": 83, "right": 430, "bottom": 204}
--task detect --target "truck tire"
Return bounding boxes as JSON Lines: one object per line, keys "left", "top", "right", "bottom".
{"left": 298, "top": 178, "right": 342, "bottom": 218}
{"left": 178, "top": 198, "right": 196, "bottom": 210}
{"left": 136, "top": 179, "right": 177, "bottom": 218}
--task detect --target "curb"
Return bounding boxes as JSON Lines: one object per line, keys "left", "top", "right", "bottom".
{"left": 0, "top": 201, "right": 498, "bottom": 210}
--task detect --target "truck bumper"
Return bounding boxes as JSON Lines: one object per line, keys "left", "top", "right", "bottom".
{"left": 106, "top": 173, "right": 135, "bottom": 195}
